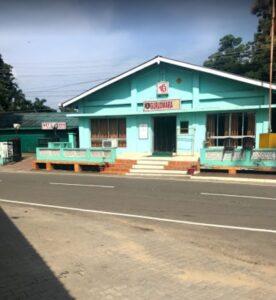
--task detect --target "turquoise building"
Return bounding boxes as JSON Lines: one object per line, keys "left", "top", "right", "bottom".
{"left": 61, "top": 56, "right": 276, "bottom": 160}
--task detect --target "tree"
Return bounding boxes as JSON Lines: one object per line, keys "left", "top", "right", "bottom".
{"left": 0, "top": 54, "right": 55, "bottom": 112}
{"left": 32, "top": 98, "right": 56, "bottom": 112}
{"left": 248, "top": 0, "right": 275, "bottom": 81}
{"left": 203, "top": 34, "right": 251, "bottom": 75}
{"left": 203, "top": 0, "right": 275, "bottom": 81}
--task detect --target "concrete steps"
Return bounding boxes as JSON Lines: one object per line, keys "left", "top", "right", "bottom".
{"left": 136, "top": 160, "right": 169, "bottom": 166}
{"left": 102, "top": 157, "right": 199, "bottom": 177}
{"left": 128, "top": 169, "right": 188, "bottom": 175}
{"left": 126, "top": 157, "right": 193, "bottom": 177}
{"left": 132, "top": 164, "right": 164, "bottom": 169}
{"left": 126, "top": 172, "right": 189, "bottom": 177}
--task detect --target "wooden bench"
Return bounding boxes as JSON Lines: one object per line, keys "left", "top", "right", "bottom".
{"left": 32, "top": 160, "right": 105, "bottom": 173}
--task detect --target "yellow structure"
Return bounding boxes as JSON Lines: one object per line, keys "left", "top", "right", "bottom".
{"left": 259, "top": 133, "right": 276, "bottom": 148}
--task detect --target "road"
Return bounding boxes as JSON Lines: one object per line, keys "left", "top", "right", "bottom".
{"left": 0, "top": 172, "right": 276, "bottom": 231}
{"left": 0, "top": 171, "right": 276, "bottom": 299}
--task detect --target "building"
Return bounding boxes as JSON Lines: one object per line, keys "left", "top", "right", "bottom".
{"left": 61, "top": 56, "right": 276, "bottom": 159}
{"left": 0, "top": 112, "right": 78, "bottom": 152}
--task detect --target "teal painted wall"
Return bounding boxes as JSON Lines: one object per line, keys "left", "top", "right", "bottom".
{"left": 78, "top": 118, "right": 91, "bottom": 148}
{"left": 0, "top": 129, "right": 72, "bottom": 153}
{"left": 74, "top": 62, "right": 273, "bottom": 154}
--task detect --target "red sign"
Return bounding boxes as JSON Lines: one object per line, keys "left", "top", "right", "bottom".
{"left": 41, "top": 122, "right": 67, "bottom": 130}
{"left": 156, "top": 81, "right": 169, "bottom": 95}
{"left": 143, "top": 99, "right": 180, "bottom": 112}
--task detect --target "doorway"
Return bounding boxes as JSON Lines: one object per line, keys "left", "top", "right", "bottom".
{"left": 153, "top": 116, "right": 176, "bottom": 154}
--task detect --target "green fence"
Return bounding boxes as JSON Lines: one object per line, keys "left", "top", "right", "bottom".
{"left": 200, "top": 147, "right": 276, "bottom": 168}
{"left": 36, "top": 147, "right": 116, "bottom": 164}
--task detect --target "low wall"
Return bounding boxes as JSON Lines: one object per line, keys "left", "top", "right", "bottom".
{"left": 36, "top": 147, "right": 116, "bottom": 164}
{"left": 200, "top": 148, "right": 276, "bottom": 168}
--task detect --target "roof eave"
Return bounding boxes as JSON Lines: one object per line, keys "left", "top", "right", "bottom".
{"left": 61, "top": 55, "right": 276, "bottom": 107}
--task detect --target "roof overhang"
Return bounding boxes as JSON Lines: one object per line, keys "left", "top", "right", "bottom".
{"left": 61, "top": 56, "right": 276, "bottom": 107}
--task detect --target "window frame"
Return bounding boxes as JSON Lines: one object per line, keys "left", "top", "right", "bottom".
{"left": 180, "top": 121, "right": 189, "bottom": 134}
{"left": 206, "top": 112, "right": 256, "bottom": 147}
{"left": 91, "top": 118, "right": 127, "bottom": 148}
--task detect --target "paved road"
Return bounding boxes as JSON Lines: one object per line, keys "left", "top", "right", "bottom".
{"left": 0, "top": 172, "right": 275, "bottom": 231}
{"left": 1, "top": 172, "right": 276, "bottom": 299}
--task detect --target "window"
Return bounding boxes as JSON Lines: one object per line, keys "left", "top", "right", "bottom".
{"left": 206, "top": 112, "right": 255, "bottom": 147}
{"left": 91, "top": 118, "right": 126, "bottom": 147}
{"left": 180, "top": 121, "right": 189, "bottom": 134}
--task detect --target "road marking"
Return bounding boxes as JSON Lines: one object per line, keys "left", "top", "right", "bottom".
{"left": 49, "top": 182, "right": 115, "bottom": 189}
{"left": 201, "top": 192, "right": 276, "bottom": 201}
{"left": 0, "top": 198, "right": 276, "bottom": 234}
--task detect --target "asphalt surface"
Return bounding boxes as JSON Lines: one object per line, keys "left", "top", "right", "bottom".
{"left": 0, "top": 172, "right": 275, "bottom": 231}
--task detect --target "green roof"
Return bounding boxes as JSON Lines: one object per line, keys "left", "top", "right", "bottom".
{"left": 0, "top": 112, "right": 78, "bottom": 130}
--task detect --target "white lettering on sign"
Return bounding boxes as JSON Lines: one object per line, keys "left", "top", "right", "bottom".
{"left": 156, "top": 81, "right": 169, "bottom": 95}
{"left": 41, "top": 122, "right": 67, "bottom": 130}
{"left": 143, "top": 99, "right": 180, "bottom": 112}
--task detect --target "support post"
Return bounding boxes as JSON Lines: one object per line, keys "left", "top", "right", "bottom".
{"left": 74, "top": 163, "right": 81, "bottom": 173}
{"left": 268, "top": 0, "right": 275, "bottom": 133}
{"left": 46, "top": 162, "right": 53, "bottom": 171}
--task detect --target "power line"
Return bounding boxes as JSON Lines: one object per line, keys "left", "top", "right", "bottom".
{"left": 0, "top": 47, "right": 272, "bottom": 72}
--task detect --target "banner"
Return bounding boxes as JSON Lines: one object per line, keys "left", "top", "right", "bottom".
{"left": 143, "top": 99, "right": 180, "bottom": 112}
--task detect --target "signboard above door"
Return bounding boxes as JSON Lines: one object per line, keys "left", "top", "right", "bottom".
{"left": 143, "top": 99, "right": 180, "bottom": 112}
{"left": 156, "top": 81, "right": 169, "bottom": 95}
{"left": 41, "top": 122, "right": 67, "bottom": 130}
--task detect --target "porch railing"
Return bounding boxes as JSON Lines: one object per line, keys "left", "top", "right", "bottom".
{"left": 36, "top": 147, "right": 116, "bottom": 164}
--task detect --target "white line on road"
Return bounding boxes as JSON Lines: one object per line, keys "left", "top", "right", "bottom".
{"left": 201, "top": 192, "right": 276, "bottom": 201}
{"left": 49, "top": 182, "right": 115, "bottom": 189}
{"left": 0, "top": 198, "right": 276, "bottom": 234}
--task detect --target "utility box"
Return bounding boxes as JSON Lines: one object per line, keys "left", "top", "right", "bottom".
{"left": 0, "top": 142, "right": 13, "bottom": 165}
{"left": 259, "top": 133, "right": 276, "bottom": 149}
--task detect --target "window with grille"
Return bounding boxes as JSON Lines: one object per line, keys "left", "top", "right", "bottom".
{"left": 206, "top": 112, "right": 255, "bottom": 147}
{"left": 180, "top": 121, "right": 189, "bottom": 134}
{"left": 91, "top": 118, "right": 126, "bottom": 147}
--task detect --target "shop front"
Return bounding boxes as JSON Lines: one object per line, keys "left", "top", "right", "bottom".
{"left": 61, "top": 56, "right": 276, "bottom": 163}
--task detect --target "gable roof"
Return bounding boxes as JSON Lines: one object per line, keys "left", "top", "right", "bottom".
{"left": 61, "top": 55, "right": 276, "bottom": 107}
{"left": 0, "top": 112, "right": 78, "bottom": 129}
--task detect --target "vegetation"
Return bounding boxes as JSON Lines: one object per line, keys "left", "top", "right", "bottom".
{"left": 204, "top": 0, "right": 275, "bottom": 81}
{"left": 0, "top": 54, "right": 55, "bottom": 112}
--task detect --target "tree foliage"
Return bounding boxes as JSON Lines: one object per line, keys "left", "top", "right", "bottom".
{"left": 0, "top": 54, "right": 55, "bottom": 112}
{"left": 204, "top": 0, "right": 275, "bottom": 81}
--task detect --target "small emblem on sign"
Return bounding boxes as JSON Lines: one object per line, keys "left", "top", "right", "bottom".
{"left": 156, "top": 81, "right": 169, "bottom": 95}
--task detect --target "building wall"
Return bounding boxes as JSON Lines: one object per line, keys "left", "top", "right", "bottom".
{"left": 75, "top": 62, "right": 272, "bottom": 155}
{"left": 0, "top": 129, "right": 74, "bottom": 153}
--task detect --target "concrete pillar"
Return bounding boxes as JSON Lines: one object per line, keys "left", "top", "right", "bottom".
{"left": 131, "top": 79, "right": 137, "bottom": 112}
{"left": 192, "top": 73, "right": 200, "bottom": 109}
{"left": 68, "top": 132, "right": 77, "bottom": 148}
{"left": 79, "top": 118, "right": 91, "bottom": 148}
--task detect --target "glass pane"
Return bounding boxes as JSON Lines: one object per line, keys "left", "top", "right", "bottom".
{"left": 218, "top": 114, "right": 229, "bottom": 136}
{"left": 99, "top": 119, "right": 108, "bottom": 138}
{"left": 118, "top": 140, "right": 126, "bottom": 147}
{"left": 244, "top": 113, "right": 255, "bottom": 135}
{"left": 109, "top": 119, "right": 118, "bottom": 138}
{"left": 206, "top": 114, "right": 216, "bottom": 137}
{"left": 180, "top": 121, "right": 189, "bottom": 134}
{"left": 118, "top": 119, "right": 126, "bottom": 138}
{"left": 231, "top": 113, "right": 243, "bottom": 136}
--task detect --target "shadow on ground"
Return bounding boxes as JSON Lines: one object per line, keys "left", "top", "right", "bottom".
{"left": 0, "top": 207, "right": 73, "bottom": 299}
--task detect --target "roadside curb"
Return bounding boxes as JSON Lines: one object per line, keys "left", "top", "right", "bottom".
{"left": 0, "top": 168, "right": 276, "bottom": 185}
{"left": 191, "top": 175, "right": 276, "bottom": 185}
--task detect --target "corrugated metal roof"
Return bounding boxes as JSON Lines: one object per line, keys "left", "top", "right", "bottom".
{"left": 0, "top": 112, "right": 78, "bottom": 129}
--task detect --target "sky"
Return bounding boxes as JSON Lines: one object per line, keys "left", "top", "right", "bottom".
{"left": 0, "top": 0, "right": 258, "bottom": 108}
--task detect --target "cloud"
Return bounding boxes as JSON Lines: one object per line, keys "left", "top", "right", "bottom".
{"left": 0, "top": 0, "right": 258, "bottom": 107}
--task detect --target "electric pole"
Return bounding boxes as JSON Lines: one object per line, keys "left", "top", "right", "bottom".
{"left": 268, "top": 0, "right": 275, "bottom": 133}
